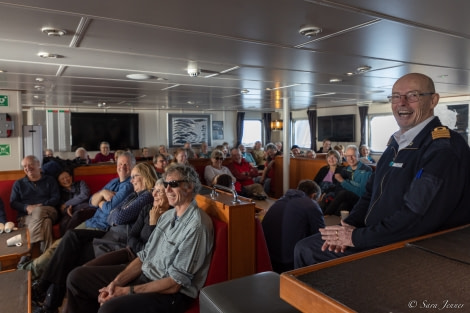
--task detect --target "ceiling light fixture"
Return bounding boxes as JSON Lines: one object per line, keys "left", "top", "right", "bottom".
{"left": 34, "top": 85, "right": 44, "bottom": 90}
{"left": 299, "top": 25, "right": 322, "bottom": 37}
{"left": 126, "top": 73, "right": 154, "bottom": 80}
{"left": 0, "top": 70, "right": 6, "bottom": 73}
{"left": 35, "top": 77, "right": 44, "bottom": 82}
{"left": 329, "top": 78, "right": 343, "bottom": 83}
{"left": 37, "top": 52, "right": 63, "bottom": 59}
{"left": 356, "top": 65, "right": 371, "bottom": 73}
{"left": 241, "top": 89, "right": 250, "bottom": 94}
{"left": 41, "top": 27, "right": 67, "bottom": 37}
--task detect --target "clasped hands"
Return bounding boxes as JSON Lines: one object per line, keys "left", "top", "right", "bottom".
{"left": 319, "top": 221, "right": 355, "bottom": 253}
{"left": 98, "top": 281, "right": 128, "bottom": 306}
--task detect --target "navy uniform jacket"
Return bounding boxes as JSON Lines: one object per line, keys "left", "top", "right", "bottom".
{"left": 347, "top": 117, "right": 470, "bottom": 249}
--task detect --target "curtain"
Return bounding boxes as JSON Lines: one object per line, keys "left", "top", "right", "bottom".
{"left": 358, "top": 106, "right": 369, "bottom": 146}
{"left": 263, "top": 112, "right": 272, "bottom": 144}
{"left": 236, "top": 112, "right": 245, "bottom": 146}
{"left": 307, "top": 110, "right": 317, "bottom": 151}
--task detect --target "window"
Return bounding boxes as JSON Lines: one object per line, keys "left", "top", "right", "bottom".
{"left": 293, "top": 119, "right": 311, "bottom": 148}
{"left": 241, "top": 120, "right": 262, "bottom": 147}
{"left": 369, "top": 114, "right": 398, "bottom": 152}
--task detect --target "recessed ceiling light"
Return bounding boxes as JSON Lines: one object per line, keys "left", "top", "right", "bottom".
{"left": 41, "top": 27, "right": 67, "bottom": 37}
{"left": 34, "top": 85, "right": 44, "bottom": 90}
{"left": 0, "top": 70, "right": 6, "bottom": 73}
{"left": 345, "top": 72, "right": 355, "bottom": 76}
{"left": 37, "top": 52, "right": 63, "bottom": 59}
{"left": 356, "top": 65, "right": 371, "bottom": 73}
{"left": 35, "top": 77, "right": 44, "bottom": 82}
{"left": 299, "top": 25, "right": 322, "bottom": 37}
{"left": 329, "top": 78, "right": 343, "bottom": 83}
{"left": 126, "top": 73, "right": 155, "bottom": 80}
{"left": 241, "top": 89, "right": 250, "bottom": 94}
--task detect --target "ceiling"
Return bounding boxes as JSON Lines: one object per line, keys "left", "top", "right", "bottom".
{"left": 1, "top": 0, "right": 470, "bottom": 112}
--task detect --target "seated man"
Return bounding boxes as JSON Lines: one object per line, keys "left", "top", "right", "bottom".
{"left": 73, "top": 147, "right": 91, "bottom": 165}
{"left": 93, "top": 141, "right": 115, "bottom": 163}
{"left": 262, "top": 180, "right": 324, "bottom": 273}
{"left": 294, "top": 73, "right": 470, "bottom": 268}
{"left": 10, "top": 155, "right": 60, "bottom": 252}
{"left": 66, "top": 163, "right": 214, "bottom": 313}
{"left": 290, "top": 145, "right": 301, "bottom": 157}
{"left": 228, "top": 148, "right": 267, "bottom": 200}
{"left": 323, "top": 145, "right": 372, "bottom": 216}
{"left": 238, "top": 144, "right": 256, "bottom": 166}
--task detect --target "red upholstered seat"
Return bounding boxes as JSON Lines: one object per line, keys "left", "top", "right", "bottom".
{"left": 185, "top": 215, "right": 228, "bottom": 313}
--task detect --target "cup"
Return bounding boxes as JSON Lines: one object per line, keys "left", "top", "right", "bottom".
{"left": 340, "top": 210, "right": 349, "bottom": 220}
{"left": 4, "top": 221, "right": 15, "bottom": 233}
{"left": 6, "top": 234, "right": 22, "bottom": 247}
{"left": 0, "top": 223, "right": 4, "bottom": 234}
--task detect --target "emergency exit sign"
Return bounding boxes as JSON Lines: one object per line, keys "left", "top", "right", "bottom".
{"left": 0, "top": 144, "right": 10, "bottom": 156}
{"left": 0, "top": 95, "right": 8, "bottom": 106}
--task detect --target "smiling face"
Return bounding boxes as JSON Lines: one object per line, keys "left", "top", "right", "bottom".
{"left": 152, "top": 182, "right": 169, "bottom": 208}
{"left": 164, "top": 172, "right": 193, "bottom": 209}
{"left": 58, "top": 171, "right": 73, "bottom": 189}
{"left": 391, "top": 73, "right": 439, "bottom": 133}
{"left": 22, "top": 156, "right": 41, "bottom": 181}
{"left": 154, "top": 155, "right": 168, "bottom": 170}
{"left": 130, "top": 168, "right": 144, "bottom": 193}
{"left": 100, "top": 143, "right": 110, "bottom": 156}
{"left": 176, "top": 150, "right": 187, "bottom": 164}
{"left": 116, "top": 155, "right": 132, "bottom": 181}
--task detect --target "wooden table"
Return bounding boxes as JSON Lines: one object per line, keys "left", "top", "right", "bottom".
{"left": 0, "top": 270, "right": 31, "bottom": 313}
{"left": 280, "top": 225, "right": 470, "bottom": 313}
{"left": 0, "top": 227, "right": 31, "bottom": 271}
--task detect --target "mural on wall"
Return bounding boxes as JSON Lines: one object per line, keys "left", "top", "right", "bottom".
{"left": 168, "top": 114, "right": 211, "bottom": 147}
{"left": 212, "top": 121, "right": 224, "bottom": 140}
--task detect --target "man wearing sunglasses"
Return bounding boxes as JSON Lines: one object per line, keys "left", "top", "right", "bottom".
{"left": 66, "top": 163, "right": 214, "bottom": 313}
{"left": 295, "top": 73, "right": 470, "bottom": 267}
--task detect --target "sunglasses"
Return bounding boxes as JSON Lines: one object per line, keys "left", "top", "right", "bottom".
{"left": 214, "top": 157, "right": 224, "bottom": 161}
{"left": 163, "top": 180, "right": 187, "bottom": 188}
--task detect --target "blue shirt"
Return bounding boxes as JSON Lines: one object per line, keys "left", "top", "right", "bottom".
{"left": 85, "top": 177, "right": 133, "bottom": 230}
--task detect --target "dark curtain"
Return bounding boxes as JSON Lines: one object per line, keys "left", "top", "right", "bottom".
{"left": 236, "top": 112, "right": 245, "bottom": 146}
{"left": 307, "top": 110, "right": 317, "bottom": 151}
{"left": 358, "top": 106, "right": 369, "bottom": 146}
{"left": 263, "top": 112, "right": 272, "bottom": 144}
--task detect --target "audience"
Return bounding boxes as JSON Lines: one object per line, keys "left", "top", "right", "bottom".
{"left": 74, "top": 147, "right": 91, "bottom": 165}
{"left": 31, "top": 162, "right": 157, "bottom": 313}
{"left": 259, "top": 143, "right": 281, "bottom": 194}
{"left": 10, "top": 155, "right": 60, "bottom": 253}
{"left": 317, "top": 139, "right": 332, "bottom": 153}
{"left": 262, "top": 180, "right": 324, "bottom": 273}
{"left": 359, "top": 144, "right": 375, "bottom": 164}
{"left": 65, "top": 163, "right": 214, "bottom": 313}
{"left": 305, "top": 150, "right": 316, "bottom": 159}
{"left": 183, "top": 142, "right": 198, "bottom": 159}
{"left": 290, "top": 145, "right": 301, "bottom": 157}
{"left": 198, "top": 141, "right": 211, "bottom": 159}
{"left": 228, "top": 148, "right": 267, "bottom": 200}
{"left": 238, "top": 144, "right": 256, "bottom": 166}
{"left": 333, "top": 144, "right": 346, "bottom": 163}
{"left": 93, "top": 141, "right": 115, "bottom": 163}
{"left": 323, "top": 145, "right": 372, "bottom": 216}
{"left": 56, "top": 169, "right": 95, "bottom": 236}
{"left": 173, "top": 148, "right": 188, "bottom": 165}
{"left": 313, "top": 150, "right": 344, "bottom": 212}
{"left": 251, "top": 141, "right": 265, "bottom": 168}
{"left": 204, "top": 149, "right": 235, "bottom": 186}
{"left": 138, "top": 147, "right": 152, "bottom": 161}
{"left": 275, "top": 141, "right": 283, "bottom": 153}
{"left": 152, "top": 153, "right": 168, "bottom": 179}
{"left": 158, "top": 144, "right": 173, "bottom": 161}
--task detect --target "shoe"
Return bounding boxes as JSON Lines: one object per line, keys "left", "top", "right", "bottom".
{"left": 31, "top": 280, "right": 46, "bottom": 306}
{"left": 17, "top": 255, "right": 31, "bottom": 269}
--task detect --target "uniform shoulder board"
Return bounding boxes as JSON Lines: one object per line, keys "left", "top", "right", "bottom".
{"left": 431, "top": 126, "right": 451, "bottom": 140}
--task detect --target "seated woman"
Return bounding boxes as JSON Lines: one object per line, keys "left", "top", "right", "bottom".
{"left": 313, "top": 150, "right": 344, "bottom": 212}
{"left": 57, "top": 169, "right": 95, "bottom": 236}
{"left": 86, "top": 178, "right": 170, "bottom": 266}
{"left": 158, "top": 144, "right": 174, "bottom": 161}
{"left": 93, "top": 141, "right": 115, "bottom": 163}
{"left": 172, "top": 147, "right": 188, "bottom": 165}
{"left": 204, "top": 149, "right": 236, "bottom": 186}
{"left": 359, "top": 144, "right": 376, "bottom": 163}
{"left": 30, "top": 162, "right": 157, "bottom": 313}
{"left": 152, "top": 153, "right": 168, "bottom": 179}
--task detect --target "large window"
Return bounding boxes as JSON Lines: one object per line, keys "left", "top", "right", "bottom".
{"left": 369, "top": 114, "right": 398, "bottom": 152}
{"left": 293, "top": 119, "right": 311, "bottom": 148}
{"left": 241, "top": 120, "right": 262, "bottom": 147}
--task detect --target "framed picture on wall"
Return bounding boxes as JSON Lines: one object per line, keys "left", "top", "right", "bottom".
{"left": 168, "top": 113, "right": 211, "bottom": 147}
{"left": 212, "top": 121, "right": 224, "bottom": 140}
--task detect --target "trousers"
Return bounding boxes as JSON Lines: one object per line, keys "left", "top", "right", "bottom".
{"left": 18, "top": 205, "right": 58, "bottom": 251}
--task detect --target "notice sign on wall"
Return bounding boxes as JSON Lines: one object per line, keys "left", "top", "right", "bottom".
{"left": 0, "top": 144, "right": 10, "bottom": 156}
{"left": 0, "top": 95, "right": 8, "bottom": 106}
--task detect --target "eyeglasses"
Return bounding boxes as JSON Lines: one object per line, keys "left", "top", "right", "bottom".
{"left": 214, "top": 157, "right": 224, "bottom": 161}
{"left": 163, "top": 180, "right": 187, "bottom": 188}
{"left": 387, "top": 91, "right": 434, "bottom": 104}
{"left": 344, "top": 154, "right": 357, "bottom": 159}
{"left": 130, "top": 174, "right": 141, "bottom": 180}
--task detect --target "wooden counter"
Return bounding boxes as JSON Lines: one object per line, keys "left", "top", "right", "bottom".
{"left": 280, "top": 225, "right": 470, "bottom": 313}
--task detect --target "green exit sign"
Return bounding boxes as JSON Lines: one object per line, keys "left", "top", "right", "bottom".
{"left": 0, "top": 95, "right": 8, "bottom": 106}
{"left": 0, "top": 144, "right": 10, "bottom": 156}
